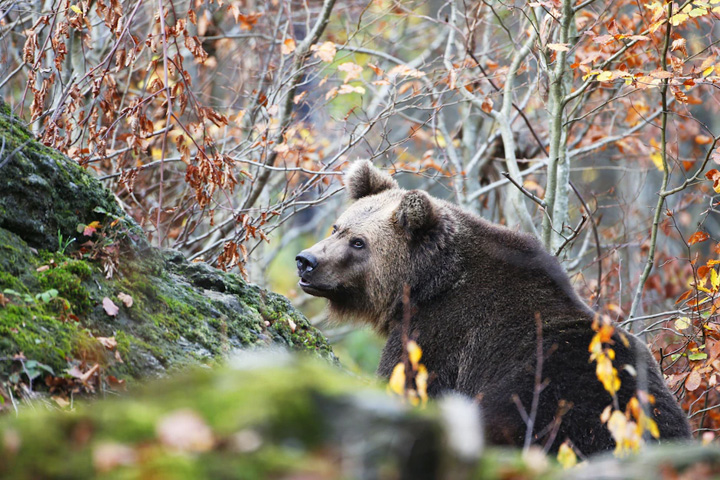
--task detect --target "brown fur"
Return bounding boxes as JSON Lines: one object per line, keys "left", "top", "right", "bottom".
{"left": 296, "top": 161, "right": 691, "bottom": 455}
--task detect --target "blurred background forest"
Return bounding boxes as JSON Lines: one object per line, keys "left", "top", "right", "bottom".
{"left": 2, "top": 0, "right": 720, "bottom": 436}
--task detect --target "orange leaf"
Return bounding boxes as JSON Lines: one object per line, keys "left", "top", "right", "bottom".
{"left": 676, "top": 290, "right": 692, "bottom": 304}
{"left": 281, "top": 38, "right": 296, "bottom": 55}
{"left": 689, "top": 231, "right": 710, "bottom": 245}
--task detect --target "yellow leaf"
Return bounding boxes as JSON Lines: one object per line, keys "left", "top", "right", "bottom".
{"left": 337, "top": 84, "right": 366, "bottom": 95}
{"left": 596, "top": 71, "right": 613, "bottom": 82}
{"left": 407, "top": 340, "right": 422, "bottom": 368}
{"left": 712, "top": 268, "right": 720, "bottom": 291}
{"left": 704, "top": 66, "right": 716, "bottom": 77}
{"left": 675, "top": 317, "right": 691, "bottom": 330}
{"left": 650, "top": 151, "right": 665, "bottom": 171}
{"left": 69, "top": 4, "right": 82, "bottom": 13}
{"left": 416, "top": 364, "right": 428, "bottom": 407}
{"left": 646, "top": 418, "right": 660, "bottom": 439}
{"left": 388, "top": 363, "right": 405, "bottom": 395}
{"left": 557, "top": 441, "right": 577, "bottom": 468}
{"left": 669, "top": 13, "right": 689, "bottom": 26}
{"left": 689, "top": 7, "right": 708, "bottom": 17}
{"left": 582, "top": 70, "right": 600, "bottom": 81}
{"left": 596, "top": 353, "right": 620, "bottom": 394}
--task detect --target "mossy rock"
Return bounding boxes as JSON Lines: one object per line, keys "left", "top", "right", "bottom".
{"left": 0, "top": 356, "right": 716, "bottom": 480}
{"left": 0, "top": 101, "right": 333, "bottom": 402}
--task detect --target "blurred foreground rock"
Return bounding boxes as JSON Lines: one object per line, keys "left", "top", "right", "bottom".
{"left": 0, "top": 101, "right": 333, "bottom": 406}
{"left": 1, "top": 356, "right": 717, "bottom": 480}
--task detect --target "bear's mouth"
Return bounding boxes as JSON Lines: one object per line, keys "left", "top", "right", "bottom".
{"left": 298, "top": 279, "right": 332, "bottom": 297}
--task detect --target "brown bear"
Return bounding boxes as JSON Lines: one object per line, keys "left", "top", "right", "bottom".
{"left": 295, "top": 160, "right": 691, "bottom": 455}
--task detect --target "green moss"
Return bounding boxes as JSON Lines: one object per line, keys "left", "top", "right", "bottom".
{"left": 37, "top": 265, "right": 92, "bottom": 313}
{"left": 0, "top": 303, "right": 84, "bottom": 377}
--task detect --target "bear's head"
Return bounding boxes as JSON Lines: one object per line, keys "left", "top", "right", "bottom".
{"left": 296, "top": 160, "right": 454, "bottom": 332}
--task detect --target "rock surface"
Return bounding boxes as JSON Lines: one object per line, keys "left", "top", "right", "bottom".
{"left": 0, "top": 101, "right": 333, "bottom": 404}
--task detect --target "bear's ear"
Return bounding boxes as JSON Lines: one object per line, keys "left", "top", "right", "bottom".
{"left": 395, "top": 190, "right": 438, "bottom": 233}
{"left": 345, "top": 160, "right": 398, "bottom": 200}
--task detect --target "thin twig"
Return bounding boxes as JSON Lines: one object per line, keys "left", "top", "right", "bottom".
{"left": 501, "top": 171, "right": 546, "bottom": 208}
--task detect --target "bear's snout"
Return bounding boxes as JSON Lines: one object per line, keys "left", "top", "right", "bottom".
{"left": 295, "top": 251, "right": 319, "bottom": 277}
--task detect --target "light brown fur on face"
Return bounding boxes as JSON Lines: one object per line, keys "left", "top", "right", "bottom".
{"left": 298, "top": 189, "right": 410, "bottom": 333}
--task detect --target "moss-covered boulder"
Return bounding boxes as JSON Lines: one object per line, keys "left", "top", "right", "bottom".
{"left": 0, "top": 102, "right": 333, "bottom": 404}
{"left": 0, "top": 356, "right": 715, "bottom": 480}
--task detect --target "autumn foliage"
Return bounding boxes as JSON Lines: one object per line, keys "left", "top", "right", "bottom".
{"left": 2, "top": 0, "right": 720, "bottom": 455}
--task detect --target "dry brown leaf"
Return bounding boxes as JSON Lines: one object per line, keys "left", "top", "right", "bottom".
{"left": 281, "top": 38, "right": 296, "bottom": 55}
{"left": 98, "top": 336, "right": 117, "bottom": 350}
{"left": 338, "top": 62, "right": 363, "bottom": 83}
{"left": 156, "top": 409, "right": 214, "bottom": 452}
{"left": 93, "top": 442, "right": 137, "bottom": 473}
{"left": 103, "top": 297, "right": 119, "bottom": 316}
{"left": 548, "top": 43, "right": 570, "bottom": 52}
{"left": 311, "top": 41, "right": 336, "bottom": 63}
{"left": 117, "top": 292, "right": 133, "bottom": 308}
{"left": 686, "top": 370, "right": 702, "bottom": 391}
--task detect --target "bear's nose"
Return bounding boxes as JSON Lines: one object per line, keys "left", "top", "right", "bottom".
{"left": 295, "top": 251, "right": 319, "bottom": 276}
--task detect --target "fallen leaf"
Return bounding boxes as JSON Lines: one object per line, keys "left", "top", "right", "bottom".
{"left": 103, "top": 297, "right": 119, "bottom": 316}
{"left": 686, "top": 369, "right": 702, "bottom": 391}
{"left": 157, "top": 409, "right": 214, "bottom": 452}
{"left": 52, "top": 396, "right": 70, "bottom": 408}
{"left": 117, "top": 292, "right": 133, "bottom": 308}
{"left": 36, "top": 265, "right": 50, "bottom": 272}
{"left": 93, "top": 442, "right": 137, "bottom": 473}
{"left": 287, "top": 318, "right": 296, "bottom": 332}
{"left": 98, "top": 336, "right": 117, "bottom": 350}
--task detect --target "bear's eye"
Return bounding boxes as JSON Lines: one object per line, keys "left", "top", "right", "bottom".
{"left": 350, "top": 238, "right": 365, "bottom": 249}
{"left": 331, "top": 225, "right": 338, "bottom": 235}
